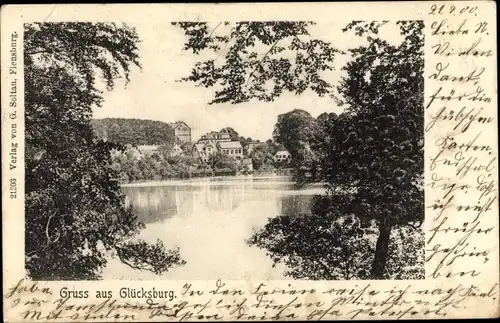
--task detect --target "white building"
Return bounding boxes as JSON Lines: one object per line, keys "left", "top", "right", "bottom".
{"left": 217, "top": 141, "right": 243, "bottom": 159}
{"left": 273, "top": 149, "right": 292, "bottom": 163}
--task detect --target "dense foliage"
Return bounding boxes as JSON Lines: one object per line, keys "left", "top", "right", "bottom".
{"left": 326, "top": 21, "right": 424, "bottom": 278}
{"left": 172, "top": 21, "right": 340, "bottom": 104}
{"left": 25, "top": 22, "right": 185, "bottom": 280}
{"left": 207, "top": 152, "right": 240, "bottom": 173}
{"left": 92, "top": 118, "right": 176, "bottom": 146}
{"left": 273, "top": 109, "right": 321, "bottom": 180}
{"left": 249, "top": 140, "right": 282, "bottom": 171}
{"left": 174, "top": 20, "right": 424, "bottom": 280}
{"left": 111, "top": 146, "right": 241, "bottom": 183}
{"left": 247, "top": 195, "right": 424, "bottom": 280}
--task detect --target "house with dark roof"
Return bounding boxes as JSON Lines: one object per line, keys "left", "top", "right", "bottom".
{"left": 198, "top": 131, "right": 230, "bottom": 143}
{"left": 192, "top": 142, "right": 217, "bottom": 163}
{"left": 169, "top": 121, "right": 191, "bottom": 143}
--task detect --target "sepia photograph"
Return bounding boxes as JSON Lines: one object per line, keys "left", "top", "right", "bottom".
{"left": 24, "top": 20, "right": 425, "bottom": 281}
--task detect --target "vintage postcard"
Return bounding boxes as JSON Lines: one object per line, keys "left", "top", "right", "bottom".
{"left": 1, "top": 1, "right": 498, "bottom": 321}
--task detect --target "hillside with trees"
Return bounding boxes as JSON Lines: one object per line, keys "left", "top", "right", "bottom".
{"left": 92, "top": 118, "right": 176, "bottom": 146}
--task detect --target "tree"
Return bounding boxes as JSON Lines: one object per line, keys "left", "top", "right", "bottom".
{"left": 220, "top": 127, "right": 240, "bottom": 141}
{"left": 25, "top": 22, "right": 185, "bottom": 280}
{"left": 238, "top": 136, "right": 254, "bottom": 151}
{"left": 273, "top": 109, "right": 320, "bottom": 172}
{"left": 172, "top": 21, "right": 340, "bottom": 104}
{"left": 250, "top": 146, "right": 267, "bottom": 170}
{"left": 247, "top": 208, "right": 376, "bottom": 280}
{"left": 327, "top": 21, "right": 424, "bottom": 278}
{"left": 208, "top": 152, "right": 239, "bottom": 172}
{"left": 247, "top": 196, "right": 424, "bottom": 280}
{"left": 92, "top": 118, "right": 176, "bottom": 145}
{"left": 174, "top": 21, "right": 424, "bottom": 279}
{"left": 310, "top": 112, "right": 339, "bottom": 179}
{"left": 157, "top": 142, "right": 176, "bottom": 158}
{"left": 250, "top": 142, "right": 278, "bottom": 171}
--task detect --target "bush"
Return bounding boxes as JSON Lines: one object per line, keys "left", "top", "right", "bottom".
{"left": 192, "top": 168, "right": 214, "bottom": 178}
{"left": 214, "top": 168, "right": 237, "bottom": 176}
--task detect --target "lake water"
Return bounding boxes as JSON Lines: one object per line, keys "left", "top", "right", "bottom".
{"left": 102, "top": 176, "right": 325, "bottom": 280}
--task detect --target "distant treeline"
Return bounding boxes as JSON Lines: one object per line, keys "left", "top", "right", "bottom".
{"left": 92, "top": 118, "right": 175, "bottom": 146}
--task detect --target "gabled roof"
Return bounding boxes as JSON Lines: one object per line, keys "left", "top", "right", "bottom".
{"left": 170, "top": 121, "right": 190, "bottom": 130}
{"left": 193, "top": 144, "right": 206, "bottom": 156}
{"left": 218, "top": 141, "right": 242, "bottom": 149}
{"left": 194, "top": 143, "right": 215, "bottom": 151}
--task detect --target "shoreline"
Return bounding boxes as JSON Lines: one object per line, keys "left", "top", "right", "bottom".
{"left": 120, "top": 175, "right": 328, "bottom": 189}
{"left": 121, "top": 174, "right": 294, "bottom": 187}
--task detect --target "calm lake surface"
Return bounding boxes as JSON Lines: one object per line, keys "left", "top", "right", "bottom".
{"left": 103, "top": 176, "right": 325, "bottom": 280}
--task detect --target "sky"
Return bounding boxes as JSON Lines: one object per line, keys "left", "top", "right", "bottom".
{"left": 95, "top": 22, "right": 403, "bottom": 141}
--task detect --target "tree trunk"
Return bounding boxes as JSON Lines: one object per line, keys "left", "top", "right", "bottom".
{"left": 371, "top": 219, "right": 392, "bottom": 279}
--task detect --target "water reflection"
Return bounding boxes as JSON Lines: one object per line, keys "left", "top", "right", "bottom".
{"left": 104, "top": 176, "right": 325, "bottom": 280}
{"left": 281, "top": 195, "right": 314, "bottom": 217}
{"left": 122, "top": 178, "right": 319, "bottom": 225}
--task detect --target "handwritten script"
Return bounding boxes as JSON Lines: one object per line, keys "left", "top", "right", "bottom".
{"left": 3, "top": 279, "right": 499, "bottom": 321}
{"left": 425, "top": 1, "right": 498, "bottom": 285}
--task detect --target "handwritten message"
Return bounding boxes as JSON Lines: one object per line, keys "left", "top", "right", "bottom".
{"left": 3, "top": 279, "right": 499, "bottom": 321}
{"left": 424, "top": 1, "right": 498, "bottom": 285}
